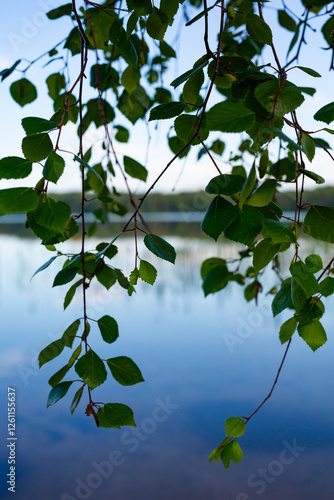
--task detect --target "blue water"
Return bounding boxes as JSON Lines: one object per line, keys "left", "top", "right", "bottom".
{"left": 0, "top": 234, "right": 333, "bottom": 500}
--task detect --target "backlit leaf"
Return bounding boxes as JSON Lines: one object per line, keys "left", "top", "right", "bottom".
{"left": 279, "top": 317, "right": 297, "bottom": 344}
{"left": 246, "top": 14, "right": 273, "bottom": 45}
{"left": 314, "top": 102, "right": 334, "bottom": 124}
{"left": 75, "top": 349, "right": 107, "bottom": 390}
{"left": 0, "top": 187, "right": 38, "bottom": 217}
{"left": 0, "top": 157, "right": 32, "bottom": 180}
{"left": 123, "top": 156, "right": 148, "bottom": 181}
{"left": 39, "top": 339, "right": 65, "bottom": 368}
{"left": 22, "top": 117, "right": 57, "bottom": 135}
{"left": 139, "top": 260, "right": 157, "bottom": 285}
{"left": 43, "top": 151, "right": 65, "bottom": 184}
{"left": 10, "top": 78, "right": 37, "bottom": 107}
{"left": 149, "top": 101, "right": 186, "bottom": 121}
{"left": 207, "top": 101, "right": 255, "bottom": 133}
{"left": 297, "top": 319, "right": 327, "bottom": 351}
{"left": 303, "top": 205, "right": 334, "bottom": 243}
{"left": 225, "top": 417, "right": 246, "bottom": 438}
{"left": 22, "top": 133, "right": 53, "bottom": 162}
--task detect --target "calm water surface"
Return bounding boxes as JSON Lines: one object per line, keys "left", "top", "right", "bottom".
{"left": 0, "top": 233, "right": 333, "bottom": 500}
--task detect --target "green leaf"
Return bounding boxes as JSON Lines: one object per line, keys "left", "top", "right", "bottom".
{"left": 39, "top": 339, "right": 65, "bottom": 368}
{"left": 123, "top": 156, "right": 148, "bottom": 181}
{"left": 225, "top": 417, "right": 246, "bottom": 438}
{"left": 106, "top": 356, "right": 144, "bottom": 386}
{"left": 46, "top": 3, "right": 72, "bottom": 19}
{"left": 272, "top": 280, "right": 292, "bottom": 317}
{"left": 10, "top": 78, "right": 37, "bottom": 107}
{"left": 290, "top": 260, "right": 318, "bottom": 297}
{"left": 86, "top": 9, "right": 115, "bottom": 49}
{"left": 221, "top": 439, "right": 243, "bottom": 468}
{"left": 174, "top": 114, "right": 209, "bottom": 145}
{"left": 202, "top": 264, "right": 229, "bottom": 297}
{"left": 74, "top": 155, "right": 104, "bottom": 184}
{"left": 183, "top": 69, "right": 204, "bottom": 105}
{"left": 246, "top": 179, "right": 276, "bottom": 207}
{"left": 146, "top": 7, "right": 168, "bottom": 41}
{"left": 149, "top": 101, "right": 186, "bottom": 121}
{"left": 47, "top": 381, "right": 74, "bottom": 408}
{"left": 97, "top": 403, "right": 136, "bottom": 429}
{"left": 229, "top": 439, "right": 243, "bottom": 465}
{"left": 53, "top": 266, "right": 78, "bottom": 287}
{"left": 246, "top": 14, "right": 273, "bottom": 45}
{"left": 22, "top": 133, "right": 53, "bottom": 162}
{"left": 48, "top": 364, "right": 71, "bottom": 387}
{"left": 62, "top": 319, "right": 81, "bottom": 348}
{"left": 96, "top": 264, "right": 117, "bottom": 290}
{"left": 205, "top": 174, "right": 245, "bottom": 196}
{"left": 144, "top": 234, "right": 176, "bottom": 263}
{"left": 139, "top": 260, "right": 157, "bottom": 285}
{"left": 170, "top": 59, "right": 209, "bottom": 88}
{"left": 279, "top": 317, "right": 297, "bottom": 344}
{"left": 301, "top": 133, "right": 316, "bottom": 162}
{"left": 291, "top": 278, "right": 307, "bottom": 312}
{"left": 207, "top": 101, "right": 255, "bottom": 133}
{"left": 70, "top": 386, "right": 84, "bottom": 415}
{"left": 255, "top": 80, "right": 304, "bottom": 116}
{"left": 253, "top": 238, "right": 280, "bottom": 274}
{"left": 0, "top": 157, "right": 32, "bottom": 180}
{"left": 259, "top": 149, "right": 269, "bottom": 178}
{"left": 201, "top": 258, "right": 226, "bottom": 279}
{"left": 314, "top": 102, "right": 334, "bottom": 124}
{"left": 239, "top": 163, "right": 256, "bottom": 210}
{"left": 294, "top": 298, "right": 324, "bottom": 325}
{"left": 262, "top": 219, "right": 296, "bottom": 244}
{"left": 304, "top": 205, "right": 334, "bottom": 243}
{"left": 297, "top": 319, "right": 327, "bottom": 351}
{"left": 0, "top": 59, "right": 21, "bottom": 82}
{"left": 121, "top": 65, "right": 140, "bottom": 94}
{"left": 22, "top": 117, "right": 57, "bottom": 135}
{"left": 305, "top": 254, "right": 323, "bottom": 273}
{"left": 278, "top": 10, "right": 297, "bottom": 31}
{"left": 43, "top": 151, "right": 65, "bottom": 184}
{"left": 34, "top": 197, "right": 71, "bottom": 233}
{"left": 0, "top": 188, "right": 39, "bottom": 217}
{"left": 129, "top": 268, "right": 139, "bottom": 286}
{"left": 75, "top": 349, "right": 107, "bottom": 390}
{"left": 296, "top": 66, "right": 321, "bottom": 78}
{"left": 31, "top": 256, "right": 58, "bottom": 281}
{"left": 97, "top": 315, "right": 119, "bottom": 344}
{"left": 64, "top": 279, "right": 83, "bottom": 310}
{"left": 201, "top": 196, "right": 238, "bottom": 241}
{"left": 114, "top": 125, "right": 130, "bottom": 143}
{"left": 319, "top": 277, "right": 334, "bottom": 297}
{"left": 297, "top": 169, "right": 324, "bottom": 184}
{"left": 224, "top": 206, "right": 264, "bottom": 246}
{"left": 68, "top": 344, "right": 82, "bottom": 368}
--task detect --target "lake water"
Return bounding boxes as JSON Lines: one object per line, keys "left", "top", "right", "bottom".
{"left": 0, "top": 231, "right": 333, "bottom": 500}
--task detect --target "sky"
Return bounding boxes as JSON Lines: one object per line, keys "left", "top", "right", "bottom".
{"left": 0, "top": 0, "right": 334, "bottom": 195}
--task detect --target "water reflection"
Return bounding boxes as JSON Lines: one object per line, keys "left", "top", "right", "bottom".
{"left": 0, "top": 234, "right": 333, "bottom": 500}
